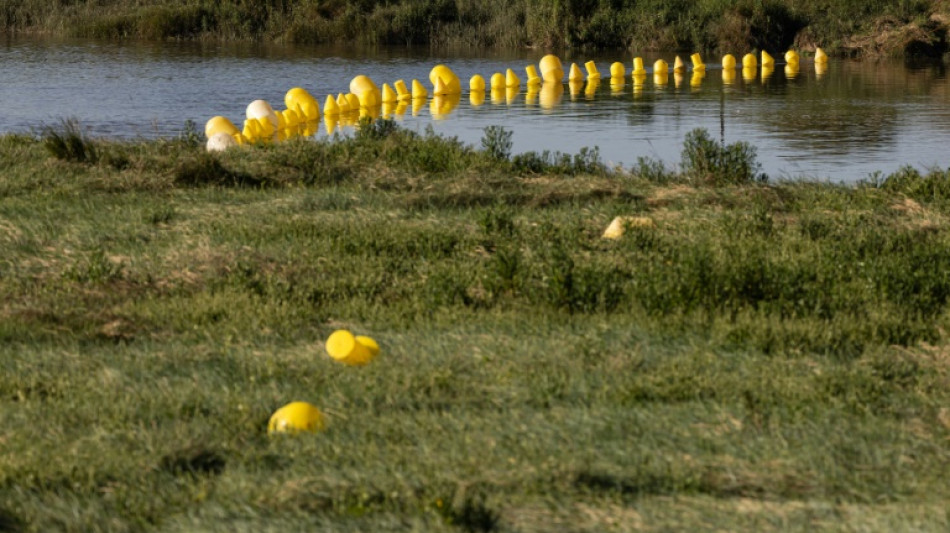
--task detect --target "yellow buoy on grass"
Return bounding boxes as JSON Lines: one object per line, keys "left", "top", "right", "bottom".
{"left": 268, "top": 401, "right": 325, "bottom": 435}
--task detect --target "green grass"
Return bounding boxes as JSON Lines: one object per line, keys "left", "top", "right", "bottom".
{"left": 1, "top": 0, "right": 948, "bottom": 56}
{"left": 1, "top": 123, "right": 950, "bottom": 531}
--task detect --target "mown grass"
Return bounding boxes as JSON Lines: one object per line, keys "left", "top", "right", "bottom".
{"left": 1, "top": 122, "right": 950, "bottom": 531}
{"left": 2, "top": 0, "right": 949, "bottom": 56}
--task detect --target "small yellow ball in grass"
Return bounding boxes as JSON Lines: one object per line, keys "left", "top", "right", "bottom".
{"left": 267, "top": 401, "right": 325, "bottom": 435}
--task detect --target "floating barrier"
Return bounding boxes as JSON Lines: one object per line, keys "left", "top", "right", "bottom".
{"left": 411, "top": 79, "right": 428, "bottom": 99}
{"left": 429, "top": 64, "right": 461, "bottom": 95}
{"left": 525, "top": 64, "right": 542, "bottom": 85}
{"left": 632, "top": 57, "right": 646, "bottom": 75}
{"left": 490, "top": 72, "right": 505, "bottom": 90}
{"left": 610, "top": 61, "right": 626, "bottom": 78}
{"left": 206, "top": 131, "right": 237, "bottom": 152}
{"left": 206, "top": 47, "right": 827, "bottom": 151}
{"left": 585, "top": 60, "right": 601, "bottom": 80}
{"left": 205, "top": 116, "right": 239, "bottom": 139}
{"left": 470, "top": 74, "right": 486, "bottom": 92}
{"left": 381, "top": 83, "right": 397, "bottom": 103}
{"left": 349, "top": 75, "right": 380, "bottom": 107}
{"left": 691, "top": 53, "right": 705, "bottom": 72}
{"left": 394, "top": 79, "right": 411, "bottom": 100}
{"left": 268, "top": 401, "right": 325, "bottom": 435}
{"left": 323, "top": 94, "right": 340, "bottom": 116}
{"left": 505, "top": 68, "right": 521, "bottom": 87}
{"left": 673, "top": 56, "right": 686, "bottom": 74}
{"left": 568, "top": 63, "right": 583, "bottom": 82}
{"left": 540, "top": 54, "right": 564, "bottom": 83}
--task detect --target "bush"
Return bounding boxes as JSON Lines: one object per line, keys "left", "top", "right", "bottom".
{"left": 681, "top": 128, "right": 766, "bottom": 186}
{"left": 43, "top": 119, "right": 98, "bottom": 164}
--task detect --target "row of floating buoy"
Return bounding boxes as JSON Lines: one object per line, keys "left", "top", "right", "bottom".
{"left": 205, "top": 49, "right": 830, "bottom": 152}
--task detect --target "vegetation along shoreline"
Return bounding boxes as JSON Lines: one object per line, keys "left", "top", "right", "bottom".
{"left": 2, "top": 0, "right": 950, "bottom": 57}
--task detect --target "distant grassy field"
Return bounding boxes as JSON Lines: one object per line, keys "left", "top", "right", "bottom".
{"left": 2, "top": 0, "right": 949, "bottom": 56}
{"left": 1, "top": 122, "right": 950, "bottom": 531}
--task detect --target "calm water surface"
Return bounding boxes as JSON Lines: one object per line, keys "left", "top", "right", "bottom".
{"left": 2, "top": 37, "right": 949, "bottom": 182}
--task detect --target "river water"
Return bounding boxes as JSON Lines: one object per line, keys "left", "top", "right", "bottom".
{"left": 2, "top": 36, "right": 949, "bottom": 182}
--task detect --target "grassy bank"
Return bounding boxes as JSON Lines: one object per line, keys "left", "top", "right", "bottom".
{"left": 2, "top": 0, "right": 949, "bottom": 57}
{"left": 2, "top": 122, "right": 950, "bottom": 531}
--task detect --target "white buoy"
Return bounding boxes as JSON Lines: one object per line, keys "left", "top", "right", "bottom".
{"left": 206, "top": 132, "right": 238, "bottom": 152}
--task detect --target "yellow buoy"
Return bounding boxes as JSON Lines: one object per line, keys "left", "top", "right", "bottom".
{"left": 568, "top": 62, "right": 584, "bottom": 82}
{"left": 323, "top": 94, "right": 340, "bottom": 116}
{"left": 242, "top": 118, "right": 260, "bottom": 142}
{"left": 525, "top": 64, "right": 542, "bottom": 85}
{"left": 335, "top": 93, "right": 349, "bottom": 113}
{"left": 255, "top": 117, "right": 275, "bottom": 137}
{"left": 433, "top": 76, "right": 449, "bottom": 96}
{"left": 470, "top": 74, "right": 486, "bottom": 92}
{"left": 505, "top": 68, "right": 520, "bottom": 87}
{"left": 742, "top": 53, "right": 757, "bottom": 69}
{"left": 673, "top": 56, "right": 686, "bottom": 74}
{"left": 285, "top": 88, "right": 319, "bottom": 121}
{"left": 281, "top": 108, "right": 299, "bottom": 129}
{"left": 411, "top": 79, "right": 428, "bottom": 99}
{"left": 381, "top": 83, "right": 397, "bottom": 103}
{"left": 539, "top": 54, "right": 564, "bottom": 83}
{"left": 585, "top": 60, "right": 601, "bottom": 79}
{"left": 815, "top": 47, "right": 828, "bottom": 64}
{"left": 653, "top": 59, "right": 668, "bottom": 74}
{"left": 345, "top": 93, "right": 361, "bottom": 111}
{"left": 205, "top": 116, "right": 239, "bottom": 139}
{"left": 761, "top": 50, "right": 775, "bottom": 67}
{"left": 691, "top": 53, "right": 705, "bottom": 71}
{"left": 429, "top": 64, "right": 461, "bottom": 95}
{"left": 610, "top": 61, "right": 626, "bottom": 78}
{"left": 326, "top": 329, "right": 372, "bottom": 366}
{"left": 784, "top": 50, "right": 800, "bottom": 64}
{"left": 722, "top": 54, "right": 737, "bottom": 70}
{"left": 349, "top": 75, "right": 380, "bottom": 107}
{"left": 490, "top": 72, "right": 505, "bottom": 90}
{"left": 654, "top": 71, "right": 669, "bottom": 86}
{"left": 267, "top": 401, "right": 325, "bottom": 435}
{"left": 603, "top": 216, "right": 655, "bottom": 239}
{"left": 632, "top": 57, "right": 646, "bottom": 75}
{"left": 246, "top": 99, "right": 278, "bottom": 130}
{"left": 394, "top": 79, "right": 411, "bottom": 100}
{"left": 206, "top": 132, "right": 237, "bottom": 152}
